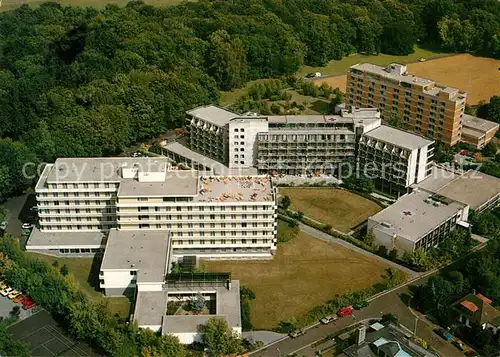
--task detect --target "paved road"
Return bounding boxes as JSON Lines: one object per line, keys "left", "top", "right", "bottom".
{"left": 298, "top": 223, "right": 421, "bottom": 279}
{"left": 250, "top": 242, "right": 487, "bottom": 357}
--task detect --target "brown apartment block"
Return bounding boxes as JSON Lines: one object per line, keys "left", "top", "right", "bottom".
{"left": 347, "top": 63, "right": 467, "bottom": 146}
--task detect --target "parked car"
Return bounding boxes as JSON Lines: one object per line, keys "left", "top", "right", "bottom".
{"left": 453, "top": 340, "right": 473, "bottom": 353}
{"left": 337, "top": 306, "right": 354, "bottom": 317}
{"left": 13, "top": 294, "right": 26, "bottom": 304}
{"left": 22, "top": 298, "right": 36, "bottom": 310}
{"left": 434, "top": 327, "right": 453, "bottom": 341}
{"left": 0, "top": 221, "right": 7, "bottom": 230}
{"left": 289, "top": 328, "right": 306, "bottom": 338}
{"left": 419, "top": 58, "right": 427, "bottom": 62}
{"left": 320, "top": 315, "right": 338, "bottom": 324}
{"left": 1, "top": 287, "right": 13, "bottom": 297}
{"left": 8, "top": 290, "right": 21, "bottom": 299}
{"left": 353, "top": 300, "right": 369, "bottom": 310}
{"left": 22, "top": 223, "right": 34, "bottom": 230}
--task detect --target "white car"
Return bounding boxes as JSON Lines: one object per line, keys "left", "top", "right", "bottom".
{"left": 320, "top": 315, "right": 338, "bottom": 324}
{"left": 0, "top": 221, "right": 7, "bottom": 230}
{"left": 22, "top": 223, "right": 33, "bottom": 230}
{"left": 1, "top": 287, "right": 13, "bottom": 297}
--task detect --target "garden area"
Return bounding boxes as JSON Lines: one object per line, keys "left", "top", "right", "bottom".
{"left": 204, "top": 227, "right": 394, "bottom": 330}
{"left": 279, "top": 187, "right": 382, "bottom": 233}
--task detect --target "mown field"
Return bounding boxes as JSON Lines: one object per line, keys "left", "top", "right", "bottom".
{"left": 204, "top": 228, "right": 390, "bottom": 329}
{"left": 313, "top": 53, "right": 500, "bottom": 104}
{"left": 279, "top": 187, "right": 382, "bottom": 233}
{"left": 0, "top": 0, "right": 188, "bottom": 11}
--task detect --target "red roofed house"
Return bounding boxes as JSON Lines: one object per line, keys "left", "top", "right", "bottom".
{"left": 454, "top": 292, "right": 500, "bottom": 333}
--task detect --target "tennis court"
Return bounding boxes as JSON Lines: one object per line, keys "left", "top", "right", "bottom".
{"left": 9, "top": 310, "right": 102, "bottom": 356}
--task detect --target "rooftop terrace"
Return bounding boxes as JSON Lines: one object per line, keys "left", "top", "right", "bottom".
{"left": 196, "top": 175, "right": 275, "bottom": 203}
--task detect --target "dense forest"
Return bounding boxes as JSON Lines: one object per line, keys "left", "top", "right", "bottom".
{"left": 1, "top": 0, "right": 500, "bottom": 201}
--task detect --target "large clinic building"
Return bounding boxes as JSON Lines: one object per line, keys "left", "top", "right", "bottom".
{"left": 347, "top": 63, "right": 467, "bottom": 146}
{"left": 27, "top": 157, "right": 278, "bottom": 260}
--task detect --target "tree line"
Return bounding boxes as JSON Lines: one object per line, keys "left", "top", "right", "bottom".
{"left": 0, "top": 0, "right": 500, "bottom": 202}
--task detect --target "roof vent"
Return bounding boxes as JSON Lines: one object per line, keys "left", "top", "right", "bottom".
{"left": 433, "top": 201, "right": 441, "bottom": 207}
{"left": 424, "top": 198, "right": 432, "bottom": 204}
{"left": 131, "top": 263, "right": 135, "bottom": 268}
{"left": 381, "top": 222, "right": 392, "bottom": 228}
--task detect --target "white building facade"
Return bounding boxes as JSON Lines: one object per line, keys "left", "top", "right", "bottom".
{"left": 28, "top": 157, "right": 278, "bottom": 260}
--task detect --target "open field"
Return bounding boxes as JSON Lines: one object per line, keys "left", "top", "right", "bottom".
{"left": 313, "top": 53, "right": 500, "bottom": 105}
{"left": 299, "top": 45, "right": 449, "bottom": 78}
{"left": 204, "top": 230, "right": 390, "bottom": 329}
{"left": 279, "top": 188, "right": 381, "bottom": 233}
{"left": 0, "top": 0, "right": 188, "bottom": 11}
{"left": 27, "top": 253, "right": 131, "bottom": 317}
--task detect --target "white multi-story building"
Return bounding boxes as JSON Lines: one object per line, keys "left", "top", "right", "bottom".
{"left": 357, "top": 125, "right": 434, "bottom": 195}
{"left": 27, "top": 157, "right": 278, "bottom": 260}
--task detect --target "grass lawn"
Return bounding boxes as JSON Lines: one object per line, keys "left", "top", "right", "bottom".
{"left": 298, "top": 45, "right": 450, "bottom": 77}
{"left": 279, "top": 188, "right": 381, "bottom": 233}
{"left": 204, "top": 230, "right": 390, "bottom": 329}
{"left": 0, "top": 0, "right": 189, "bottom": 11}
{"left": 27, "top": 252, "right": 131, "bottom": 318}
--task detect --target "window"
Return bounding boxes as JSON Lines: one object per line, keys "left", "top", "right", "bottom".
{"left": 240, "top": 128, "right": 245, "bottom": 132}
{"left": 221, "top": 239, "right": 226, "bottom": 244}
{"left": 130, "top": 271, "right": 137, "bottom": 276}
{"left": 234, "top": 128, "right": 239, "bottom": 132}
{"left": 242, "top": 239, "right": 247, "bottom": 244}
{"left": 242, "top": 222, "right": 247, "bottom": 228}
{"left": 240, "top": 135, "right": 245, "bottom": 139}
{"left": 210, "top": 214, "right": 215, "bottom": 219}
{"left": 210, "top": 239, "right": 215, "bottom": 244}
{"left": 252, "top": 239, "right": 257, "bottom": 244}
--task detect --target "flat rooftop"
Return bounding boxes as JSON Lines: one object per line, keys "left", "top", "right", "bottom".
{"left": 134, "top": 291, "right": 167, "bottom": 327}
{"left": 363, "top": 125, "right": 433, "bottom": 150}
{"left": 196, "top": 175, "right": 274, "bottom": 203}
{"left": 462, "top": 114, "right": 499, "bottom": 133}
{"left": 43, "top": 158, "right": 169, "bottom": 183}
{"left": 163, "top": 141, "right": 258, "bottom": 176}
{"left": 162, "top": 280, "right": 241, "bottom": 333}
{"left": 118, "top": 172, "right": 199, "bottom": 197}
{"left": 187, "top": 105, "right": 239, "bottom": 127}
{"left": 350, "top": 63, "right": 464, "bottom": 99}
{"left": 417, "top": 166, "right": 500, "bottom": 210}
{"left": 100, "top": 229, "right": 171, "bottom": 283}
{"left": 26, "top": 228, "right": 106, "bottom": 249}
{"left": 370, "top": 189, "right": 466, "bottom": 242}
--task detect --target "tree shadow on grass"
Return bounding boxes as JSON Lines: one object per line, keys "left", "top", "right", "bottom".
{"left": 309, "top": 99, "right": 330, "bottom": 114}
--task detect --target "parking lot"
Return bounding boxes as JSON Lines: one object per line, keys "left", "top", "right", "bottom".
{"left": 0, "top": 291, "right": 33, "bottom": 321}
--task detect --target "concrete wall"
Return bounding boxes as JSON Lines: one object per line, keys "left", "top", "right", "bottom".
{"left": 137, "top": 282, "right": 163, "bottom": 292}
{"left": 416, "top": 146, "right": 430, "bottom": 183}
{"left": 101, "top": 270, "right": 136, "bottom": 294}
{"left": 105, "top": 287, "right": 135, "bottom": 297}
{"left": 370, "top": 224, "right": 415, "bottom": 254}
{"left": 228, "top": 119, "right": 269, "bottom": 169}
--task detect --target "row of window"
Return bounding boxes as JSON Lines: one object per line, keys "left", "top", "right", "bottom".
{"left": 174, "top": 238, "right": 271, "bottom": 245}
{"left": 49, "top": 183, "right": 118, "bottom": 190}
{"left": 135, "top": 205, "right": 272, "bottom": 212}
{"left": 57, "top": 248, "right": 104, "bottom": 254}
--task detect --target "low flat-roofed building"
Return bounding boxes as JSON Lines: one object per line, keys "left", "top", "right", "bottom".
{"left": 461, "top": 114, "right": 499, "bottom": 149}
{"left": 358, "top": 125, "right": 434, "bottom": 195}
{"left": 132, "top": 277, "right": 242, "bottom": 344}
{"left": 26, "top": 228, "right": 106, "bottom": 256}
{"left": 99, "top": 229, "right": 172, "bottom": 296}
{"left": 417, "top": 165, "right": 500, "bottom": 212}
{"left": 367, "top": 189, "right": 469, "bottom": 254}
